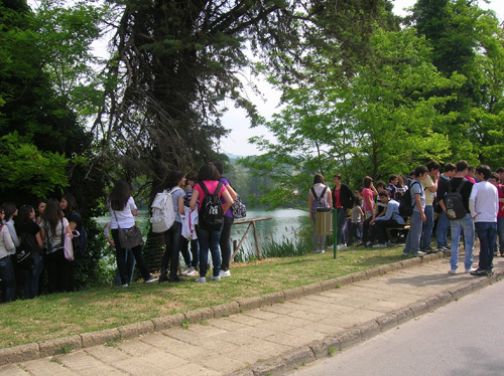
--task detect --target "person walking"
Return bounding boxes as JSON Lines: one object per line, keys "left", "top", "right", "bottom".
{"left": 469, "top": 165, "right": 498, "bottom": 276}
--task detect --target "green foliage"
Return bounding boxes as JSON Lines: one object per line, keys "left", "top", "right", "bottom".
{"left": 0, "top": 133, "right": 69, "bottom": 198}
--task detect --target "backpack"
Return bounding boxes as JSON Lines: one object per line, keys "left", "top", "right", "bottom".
{"left": 199, "top": 182, "right": 224, "bottom": 229}
{"left": 398, "top": 180, "right": 421, "bottom": 217}
{"left": 232, "top": 195, "right": 247, "bottom": 219}
{"left": 150, "top": 187, "right": 181, "bottom": 233}
{"left": 311, "top": 186, "right": 328, "bottom": 211}
{"left": 444, "top": 179, "right": 467, "bottom": 220}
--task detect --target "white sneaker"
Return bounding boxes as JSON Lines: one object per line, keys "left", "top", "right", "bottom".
{"left": 121, "top": 283, "right": 129, "bottom": 288}
{"left": 182, "top": 267, "right": 195, "bottom": 276}
{"left": 186, "top": 269, "right": 199, "bottom": 277}
{"left": 448, "top": 270, "right": 457, "bottom": 275}
{"left": 145, "top": 276, "right": 158, "bottom": 284}
{"left": 219, "top": 270, "right": 231, "bottom": 278}
{"left": 416, "top": 251, "right": 426, "bottom": 257}
{"left": 336, "top": 244, "right": 347, "bottom": 250}
{"left": 211, "top": 275, "right": 221, "bottom": 282}
{"left": 196, "top": 277, "right": 206, "bottom": 283}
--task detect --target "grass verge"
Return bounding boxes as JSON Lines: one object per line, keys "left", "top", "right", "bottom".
{"left": 0, "top": 246, "right": 406, "bottom": 348}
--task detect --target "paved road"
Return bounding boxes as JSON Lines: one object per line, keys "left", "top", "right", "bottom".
{"left": 289, "top": 278, "right": 504, "bottom": 376}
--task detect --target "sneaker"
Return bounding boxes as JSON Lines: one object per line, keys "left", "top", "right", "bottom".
{"left": 448, "top": 270, "right": 457, "bottom": 275}
{"left": 336, "top": 244, "right": 347, "bottom": 251}
{"left": 183, "top": 266, "right": 196, "bottom": 276}
{"left": 211, "top": 275, "right": 221, "bottom": 282}
{"left": 196, "top": 277, "right": 206, "bottom": 283}
{"left": 464, "top": 268, "right": 471, "bottom": 274}
{"left": 121, "top": 283, "right": 129, "bottom": 288}
{"left": 145, "top": 276, "right": 158, "bottom": 284}
{"left": 186, "top": 269, "right": 199, "bottom": 277}
{"left": 415, "top": 251, "right": 426, "bottom": 257}
{"left": 402, "top": 251, "right": 409, "bottom": 257}
{"left": 372, "top": 243, "right": 387, "bottom": 249}
{"left": 219, "top": 269, "right": 231, "bottom": 278}
{"left": 470, "top": 268, "right": 492, "bottom": 277}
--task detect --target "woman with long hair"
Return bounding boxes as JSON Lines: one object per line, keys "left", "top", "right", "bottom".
{"left": 109, "top": 180, "right": 156, "bottom": 287}
{"left": 190, "top": 163, "right": 233, "bottom": 283}
{"left": 0, "top": 207, "right": 16, "bottom": 302}
{"left": 308, "top": 173, "right": 332, "bottom": 253}
{"left": 60, "top": 192, "right": 87, "bottom": 258}
{"left": 41, "top": 199, "right": 73, "bottom": 293}
{"left": 16, "top": 205, "right": 44, "bottom": 298}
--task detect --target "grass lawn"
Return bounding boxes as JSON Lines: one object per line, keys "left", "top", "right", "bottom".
{"left": 0, "top": 246, "right": 406, "bottom": 348}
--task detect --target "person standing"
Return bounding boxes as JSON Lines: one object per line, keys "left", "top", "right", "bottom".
{"left": 180, "top": 176, "right": 199, "bottom": 276}
{"left": 308, "top": 174, "right": 332, "bottom": 253}
{"left": 469, "top": 165, "right": 498, "bottom": 276}
{"left": 435, "top": 163, "right": 456, "bottom": 252}
{"left": 108, "top": 181, "right": 156, "bottom": 287}
{"left": 443, "top": 161, "right": 474, "bottom": 274}
{"left": 332, "top": 174, "right": 353, "bottom": 249}
{"left": 403, "top": 166, "right": 428, "bottom": 257}
{"left": 0, "top": 208, "right": 16, "bottom": 302}
{"left": 361, "top": 176, "right": 378, "bottom": 246}
{"left": 420, "top": 161, "right": 440, "bottom": 253}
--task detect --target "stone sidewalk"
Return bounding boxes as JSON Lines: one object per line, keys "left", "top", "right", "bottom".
{"left": 1, "top": 255, "right": 502, "bottom": 376}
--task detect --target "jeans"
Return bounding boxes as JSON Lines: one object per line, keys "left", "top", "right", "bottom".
{"left": 22, "top": 253, "right": 44, "bottom": 299}
{"left": 497, "top": 217, "right": 504, "bottom": 253}
{"left": 198, "top": 226, "right": 221, "bottom": 278}
{"left": 420, "top": 205, "right": 434, "bottom": 250}
{"left": 475, "top": 222, "right": 497, "bottom": 271}
{"left": 403, "top": 211, "right": 423, "bottom": 255}
{"left": 334, "top": 208, "right": 347, "bottom": 245}
{"left": 436, "top": 211, "right": 449, "bottom": 248}
{"left": 220, "top": 216, "right": 234, "bottom": 271}
{"left": 181, "top": 236, "right": 199, "bottom": 268}
{"left": 449, "top": 213, "right": 474, "bottom": 272}
{"left": 112, "top": 229, "right": 151, "bottom": 284}
{"left": 348, "top": 222, "right": 362, "bottom": 246}
{"left": 0, "top": 256, "right": 16, "bottom": 302}
{"left": 161, "top": 222, "right": 182, "bottom": 279}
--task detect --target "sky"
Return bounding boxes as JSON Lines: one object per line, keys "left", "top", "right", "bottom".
{"left": 218, "top": 0, "right": 504, "bottom": 156}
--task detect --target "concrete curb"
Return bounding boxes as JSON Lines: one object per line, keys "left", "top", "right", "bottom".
{"left": 0, "top": 252, "right": 446, "bottom": 366}
{"left": 230, "top": 270, "right": 504, "bottom": 376}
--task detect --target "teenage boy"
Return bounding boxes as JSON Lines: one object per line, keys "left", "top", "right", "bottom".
{"left": 436, "top": 163, "right": 456, "bottom": 251}
{"left": 420, "top": 161, "right": 440, "bottom": 253}
{"left": 370, "top": 191, "right": 405, "bottom": 247}
{"left": 442, "top": 161, "right": 474, "bottom": 274}
{"left": 332, "top": 174, "right": 354, "bottom": 249}
{"left": 403, "top": 166, "right": 428, "bottom": 257}
{"left": 469, "top": 166, "right": 499, "bottom": 276}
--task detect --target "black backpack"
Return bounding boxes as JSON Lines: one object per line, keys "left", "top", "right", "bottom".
{"left": 199, "top": 182, "right": 224, "bottom": 229}
{"left": 398, "top": 180, "right": 421, "bottom": 217}
{"left": 445, "top": 179, "right": 467, "bottom": 220}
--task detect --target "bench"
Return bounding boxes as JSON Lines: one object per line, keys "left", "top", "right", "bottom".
{"left": 386, "top": 225, "right": 411, "bottom": 243}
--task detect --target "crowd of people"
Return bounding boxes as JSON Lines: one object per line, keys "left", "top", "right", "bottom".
{"left": 0, "top": 194, "right": 86, "bottom": 302}
{"left": 308, "top": 161, "right": 504, "bottom": 276}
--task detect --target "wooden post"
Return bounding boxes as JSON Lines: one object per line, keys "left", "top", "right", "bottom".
{"left": 252, "top": 220, "right": 261, "bottom": 259}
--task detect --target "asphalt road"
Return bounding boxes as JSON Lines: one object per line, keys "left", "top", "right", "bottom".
{"left": 289, "top": 279, "right": 504, "bottom": 376}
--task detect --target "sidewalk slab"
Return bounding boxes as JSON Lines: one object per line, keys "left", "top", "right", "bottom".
{"left": 1, "top": 253, "right": 502, "bottom": 376}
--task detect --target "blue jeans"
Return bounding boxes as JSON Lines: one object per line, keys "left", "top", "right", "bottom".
{"left": 403, "top": 211, "right": 423, "bottom": 255}
{"left": 450, "top": 213, "right": 474, "bottom": 271}
{"left": 334, "top": 208, "right": 347, "bottom": 245}
{"left": 497, "top": 217, "right": 504, "bottom": 253}
{"left": 475, "top": 222, "right": 497, "bottom": 271}
{"left": 436, "top": 211, "right": 449, "bottom": 248}
{"left": 22, "top": 253, "right": 44, "bottom": 299}
{"left": 420, "top": 205, "right": 434, "bottom": 250}
{"left": 198, "top": 226, "right": 221, "bottom": 278}
{"left": 0, "top": 256, "right": 16, "bottom": 302}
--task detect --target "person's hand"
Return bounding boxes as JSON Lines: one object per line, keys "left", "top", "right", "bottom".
{"left": 420, "top": 212, "right": 427, "bottom": 222}
{"left": 108, "top": 238, "right": 115, "bottom": 247}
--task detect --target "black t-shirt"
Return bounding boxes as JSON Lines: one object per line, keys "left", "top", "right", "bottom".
{"left": 440, "top": 177, "right": 473, "bottom": 213}
{"left": 15, "top": 221, "right": 41, "bottom": 237}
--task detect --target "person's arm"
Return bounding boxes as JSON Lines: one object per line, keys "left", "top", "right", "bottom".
{"left": 103, "top": 222, "right": 114, "bottom": 247}
{"left": 190, "top": 189, "right": 200, "bottom": 211}
{"left": 469, "top": 184, "right": 478, "bottom": 219}
{"left": 178, "top": 195, "right": 185, "bottom": 216}
{"left": 308, "top": 191, "right": 313, "bottom": 211}
{"left": 326, "top": 188, "right": 333, "bottom": 208}
{"left": 7, "top": 222, "right": 20, "bottom": 248}
{"left": 375, "top": 204, "right": 393, "bottom": 222}
{"left": 221, "top": 188, "right": 234, "bottom": 213}
{"left": 415, "top": 193, "right": 426, "bottom": 221}
{"left": 2, "top": 227, "right": 15, "bottom": 253}
{"left": 226, "top": 184, "right": 238, "bottom": 201}
{"left": 129, "top": 197, "right": 138, "bottom": 216}
{"left": 35, "top": 230, "right": 43, "bottom": 249}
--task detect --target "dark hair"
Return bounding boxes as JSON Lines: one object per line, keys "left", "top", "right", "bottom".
{"left": 388, "top": 175, "right": 398, "bottom": 183}
{"left": 362, "top": 176, "right": 373, "bottom": 188}
{"left": 378, "top": 190, "right": 390, "bottom": 198}
{"left": 353, "top": 195, "right": 361, "bottom": 206}
{"left": 212, "top": 161, "right": 225, "bottom": 175}
{"left": 476, "top": 165, "right": 492, "bottom": 180}
{"left": 109, "top": 180, "right": 132, "bottom": 211}
{"left": 490, "top": 172, "right": 500, "bottom": 181}
{"left": 17, "top": 205, "right": 34, "bottom": 226}
{"left": 426, "top": 161, "right": 440, "bottom": 171}
{"left": 333, "top": 174, "right": 342, "bottom": 180}
{"left": 313, "top": 173, "right": 325, "bottom": 184}
{"left": 198, "top": 163, "right": 220, "bottom": 181}
{"left": 42, "top": 199, "right": 63, "bottom": 235}
{"left": 61, "top": 192, "right": 78, "bottom": 216}
{"left": 443, "top": 163, "right": 456, "bottom": 173}
{"left": 166, "top": 170, "right": 185, "bottom": 188}
{"left": 375, "top": 180, "right": 386, "bottom": 189}
{"left": 1, "top": 202, "right": 17, "bottom": 221}
{"left": 413, "top": 166, "right": 428, "bottom": 177}
{"left": 496, "top": 167, "right": 504, "bottom": 173}
{"left": 455, "top": 160, "right": 469, "bottom": 172}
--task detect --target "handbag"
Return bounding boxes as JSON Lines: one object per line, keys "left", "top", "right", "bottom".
{"left": 113, "top": 211, "right": 144, "bottom": 249}
{"left": 64, "top": 230, "right": 77, "bottom": 262}
{"left": 16, "top": 231, "right": 40, "bottom": 268}
{"left": 232, "top": 195, "right": 247, "bottom": 219}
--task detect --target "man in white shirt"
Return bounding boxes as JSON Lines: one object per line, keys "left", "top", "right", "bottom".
{"left": 469, "top": 165, "right": 499, "bottom": 276}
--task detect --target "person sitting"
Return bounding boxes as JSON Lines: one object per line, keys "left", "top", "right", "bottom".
{"left": 370, "top": 191, "right": 405, "bottom": 247}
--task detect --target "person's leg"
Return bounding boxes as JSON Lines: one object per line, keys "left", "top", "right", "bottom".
{"left": 0, "top": 257, "right": 16, "bottom": 302}
{"left": 179, "top": 236, "right": 191, "bottom": 268}
{"left": 405, "top": 212, "right": 422, "bottom": 255}
{"left": 169, "top": 222, "right": 182, "bottom": 280}
{"left": 210, "top": 228, "right": 222, "bottom": 278}
{"left": 475, "top": 222, "right": 489, "bottom": 271}
{"left": 198, "top": 227, "right": 210, "bottom": 278}
{"left": 497, "top": 217, "right": 504, "bottom": 255}
{"left": 449, "top": 220, "right": 461, "bottom": 271}
{"left": 461, "top": 213, "right": 474, "bottom": 272}
{"left": 26, "top": 254, "right": 44, "bottom": 298}
{"left": 220, "top": 216, "right": 234, "bottom": 271}
{"left": 436, "top": 211, "right": 449, "bottom": 249}
{"left": 336, "top": 208, "right": 345, "bottom": 245}
{"left": 190, "top": 238, "right": 199, "bottom": 268}
{"left": 375, "top": 220, "right": 395, "bottom": 244}
{"left": 112, "top": 229, "right": 128, "bottom": 285}
{"left": 421, "top": 205, "right": 434, "bottom": 251}
{"left": 488, "top": 223, "right": 497, "bottom": 270}
{"left": 131, "top": 244, "right": 151, "bottom": 281}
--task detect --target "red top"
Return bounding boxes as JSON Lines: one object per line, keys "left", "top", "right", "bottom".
{"left": 333, "top": 188, "right": 342, "bottom": 208}
{"left": 361, "top": 188, "right": 375, "bottom": 213}
{"left": 193, "top": 180, "right": 227, "bottom": 210}
{"left": 465, "top": 175, "right": 476, "bottom": 184}
{"left": 498, "top": 184, "right": 504, "bottom": 218}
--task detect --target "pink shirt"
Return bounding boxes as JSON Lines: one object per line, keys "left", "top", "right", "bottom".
{"left": 498, "top": 184, "right": 504, "bottom": 218}
{"left": 361, "top": 188, "right": 375, "bottom": 213}
{"left": 194, "top": 180, "right": 227, "bottom": 210}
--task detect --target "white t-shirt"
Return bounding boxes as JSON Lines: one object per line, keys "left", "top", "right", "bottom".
{"left": 41, "top": 218, "right": 69, "bottom": 252}
{"left": 469, "top": 181, "right": 498, "bottom": 222}
{"left": 110, "top": 196, "right": 137, "bottom": 230}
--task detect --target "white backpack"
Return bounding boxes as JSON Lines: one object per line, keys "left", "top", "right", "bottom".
{"left": 150, "top": 187, "right": 181, "bottom": 233}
